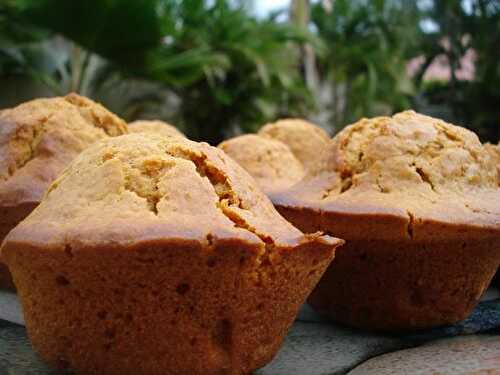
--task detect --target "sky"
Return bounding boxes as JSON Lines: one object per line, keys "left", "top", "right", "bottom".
{"left": 253, "top": 0, "right": 470, "bottom": 32}
{"left": 254, "top": 0, "right": 290, "bottom": 17}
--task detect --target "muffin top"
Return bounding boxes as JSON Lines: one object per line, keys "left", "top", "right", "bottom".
{"left": 129, "top": 120, "right": 184, "bottom": 139}
{"left": 0, "top": 94, "right": 127, "bottom": 207}
{"left": 259, "top": 118, "right": 330, "bottom": 170}
{"left": 272, "top": 111, "right": 500, "bottom": 240}
{"left": 3, "top": 133, "right": 338, "bottom": 250}
{"left": 218, "top": 134, "right": 304, "bottom": 193}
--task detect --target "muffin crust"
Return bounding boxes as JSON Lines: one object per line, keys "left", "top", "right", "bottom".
{"left": 277, "top": 111, "right": 499, "bottom": 239}
{"left": 259, "top": 118, "right": 330, "bottom": 170}
{"left": 0, "top": 94, "right": 127, "bottom": 205}
{"left": 0, "top": 94, "right": 127, "bottom": 288}
{"left": 129, "top": 120, "right": 184, "bottom": 139}
{"left": 2, "top": 134, "right": 341, "bottom": 374}
{"left": 219, "top": 134, "right": 304, "bottom": 194}
{"left": 272, "top": 111, "right": 500, "bottom": 330}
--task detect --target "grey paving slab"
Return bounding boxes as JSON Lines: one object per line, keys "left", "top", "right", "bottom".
{"left": 0, "top": 321, "right": 54, "bottom": 375}
{"left": 347, "top": 334, "right": 500, "bottom": 375}
{"left": 1, "top": 290, "right": 499, "bottom": 374}
{"left": 0, "top": 319, "right": 406, "bottom": 375}
{"left": 0, "top": 290, "right": 23, "bottom": 325}
{"left": 256, "top": 321, "right": 405, "bottom": 375}
{"left": 259, "top": 296, "right": 500, "bottom": 375}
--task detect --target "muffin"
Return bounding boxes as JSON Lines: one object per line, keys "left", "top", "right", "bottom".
{"left": 1, "top": 133, "right": 342, "bottom": 374}
{"left": 259, "top": 118, "right": 330, "bottom": 171}
{"left": 271, "top": 111, "right": 500, "bottom": 331}
{"left": 218, "top": 134, "right": 304, "bottom": 194}
{"left": 0, "top": 94, "right": 127, "bottom": 288}
{"left": 129, "top": 119, "right": 184, "bottom": 138}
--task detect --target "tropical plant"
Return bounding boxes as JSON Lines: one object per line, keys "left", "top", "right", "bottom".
{"left": 0, "top": 5, "right": 60, "bottom": 101}
{"left": 415, "top": 0, "right": 500, "bottom": 142}
{"left": 160, "top": 0, "right": 315, "bottom": 143}
{"left": 2, "top": 0, "right": 314, "bottom": 144}
{"left": 0, "top": 0, "right": 185, "bottom": 118}
{"left": 311, "top": 0, "right": 420, "bottom": 130}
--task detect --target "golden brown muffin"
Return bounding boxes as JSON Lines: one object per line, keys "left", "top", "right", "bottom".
{"left": 271, "top": 110, "right": 500, "bottom": 331}
{"left": 129, "top": 119, "right": 184, "bottom": 138}
{"left": 2, "top": 133, "right": 342, "bottom": 375}
{"left": 259, "top": 118, "right": 330, "bottom": 171}
{"left": 218, "top": 134, "right": 304, "bottom": 194}
{"left": 0, "top": 94, "right": 127, "bottom": 289}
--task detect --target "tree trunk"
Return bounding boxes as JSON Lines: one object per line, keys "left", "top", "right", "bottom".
{"left": 289, "top": 0, "right": 319, "bottom": 92}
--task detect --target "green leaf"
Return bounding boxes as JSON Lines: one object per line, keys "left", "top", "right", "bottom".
{"left": 8, "top": 0, "right": 163, "bottom": 63}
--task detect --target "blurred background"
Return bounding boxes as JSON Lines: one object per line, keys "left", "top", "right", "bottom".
{"left": 0, "top": 0, "right": 498, "bottom": 144}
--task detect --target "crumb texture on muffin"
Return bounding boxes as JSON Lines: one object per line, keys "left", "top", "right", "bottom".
{"left": 0, "top": 94, "right": 128, "bottom": 206}
{"left": 485, "top": 142, "right": 500, "bottom": 185}
{"left": 9, "top": 133, "right": 323, "bottom": 248}
{"left": 129, "top": 120, "right": 184, "bottom": 138}
{"left": 219, "top": 134, "right": 304, "bottom": 193}
{"left": 275, "top": 111, "right": 499, "bottom": 240}
{"left": 259, "top": 118, "right": 330, "bottom": 170}
{"left": 316, "top": 111, "right": 496, "bottom": 191}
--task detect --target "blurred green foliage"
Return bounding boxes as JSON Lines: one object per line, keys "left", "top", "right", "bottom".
{"left": 152, "top": 1, "right": 316, "bottom": 142}
{"left": 311, "top": 0, "right": 420, "bottom": 129}
{"left": 0, "top": 0, "right": 499, "bottom": 142}
{"left": 1, "top": 0, "right": 313, "bottom": 143}
{"left": 415, "top": 0, "right": 500, "bottom": 142}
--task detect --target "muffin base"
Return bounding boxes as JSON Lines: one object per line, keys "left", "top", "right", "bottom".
{"left": 0, "top": 202, "right": 38, "bottom": 289}
{"left": 6, "top": 237, "right": 335, "bottom": 375}
{"left": 275, "top": 204, "right": 500, "bottom": 331}
{"left": 308, "top": 238, "right": 499, "bottom": 331}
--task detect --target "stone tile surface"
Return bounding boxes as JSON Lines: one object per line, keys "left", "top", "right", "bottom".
{"left": 348, "top": 335, "right": 500, "bottom": 375}
{"left": 0, "top": 321, "right": 53, "bottom": 374}
{"left": 0, "top": 290, "right": 499, "bottom": 374}
{"left": 0, "top": 290, "right": 23, "bottom": 325}
{"left": 256, "top": 321, "right": 405, "bottom": 375}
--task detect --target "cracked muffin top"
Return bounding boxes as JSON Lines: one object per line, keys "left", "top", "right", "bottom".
{"left": 4, "top": 133, "right": 338, "bottom": 250}
{"left": 272, "top": 111, "right": 500, "bottom": 240}
{"left": 218, "top": 134, "right": 304, "bottom": 193}
{"left": 0, "top": 94, "right": 128, "bottom": 207}
{"left": 259, "top": 119, "right": 330, "bottom": 170}
{"left": 129, "top": 120, "right": 184, "bottom": 139}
